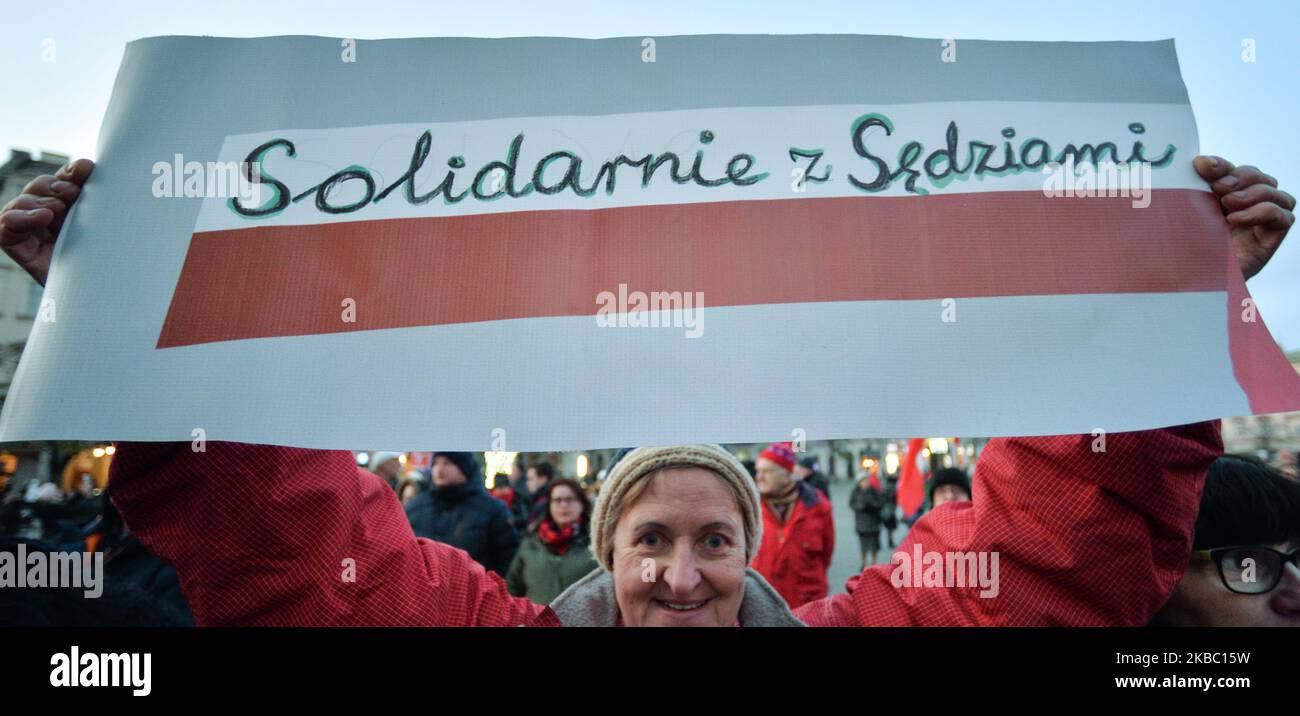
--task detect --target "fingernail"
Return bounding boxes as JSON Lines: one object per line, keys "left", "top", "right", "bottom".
{"left": 1219, "top": 175, "right": 1238, "bottom": 187}
{"left": 25, "top": 209, "right": 44, "bottom": 217}
{"left": 1233, "top": 190, "right": 1247, "bottom": 198}
{"left": 61, "top": 162, "right": 76, "bottom": 175}
{"left": 50, "top": 180, "right": 71, "bottom": 192}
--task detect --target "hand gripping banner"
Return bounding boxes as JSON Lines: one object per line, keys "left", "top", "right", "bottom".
{"left": 2, "top": 34, "right": 1297, "bottom": 450}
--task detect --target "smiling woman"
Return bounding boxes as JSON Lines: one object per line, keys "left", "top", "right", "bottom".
{"left": 25, "top": 151, "right": 1275, "bottom": 628}
{"left": 610, "top": 472, "right": 750, "bottom": 626}
{"left": 102, "top": 423, "right": 1224, "bottom": 627}
{"left": 572, "top": 446, "right": 796, "bottom": 627}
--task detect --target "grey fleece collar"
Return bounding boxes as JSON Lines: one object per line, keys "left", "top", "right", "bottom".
{"left": 549, "top": 567, "right": 805, "bottom": 627}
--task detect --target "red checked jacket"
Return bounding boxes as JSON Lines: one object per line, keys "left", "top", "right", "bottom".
{"left": 752, "top": 481, "right": 836, "bottom": 610}
{"left": 108, "top": 422, "right": 1219, "bottom": 626}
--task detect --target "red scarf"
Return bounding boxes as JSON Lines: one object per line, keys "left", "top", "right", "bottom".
{"left": 538, "top": 518, "right": 579, "bottom": 555}
{"left": 763, "top": 481, "right": 800, "bottom": 523}
{"left": 492, "top": 486, "right": 516, "bottom": 509}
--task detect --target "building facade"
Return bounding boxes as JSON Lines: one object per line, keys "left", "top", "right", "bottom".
{"left": 1222, "top": 356, "right": 1300, "bottom": 469}
{"left": 0, "top": 150, "right": 70, "bottom": 487}
{"left": 0, "top": 149, "right": 67, "bottom": 406}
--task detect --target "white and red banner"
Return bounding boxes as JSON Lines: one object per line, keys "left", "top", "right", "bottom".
{"left": 1, "top": 34, "right": 1297, "bottom": 450}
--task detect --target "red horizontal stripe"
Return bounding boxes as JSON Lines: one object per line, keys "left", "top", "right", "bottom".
{"left": 1227, "top": 243, "right": 1300, "bottom": 414}
{"left": 158, "top": 190, "right": 1228, "bottom": 348}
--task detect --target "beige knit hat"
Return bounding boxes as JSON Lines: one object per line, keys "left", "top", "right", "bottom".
{"left": 589, "top": 444, "right": 762, "bottom": 572}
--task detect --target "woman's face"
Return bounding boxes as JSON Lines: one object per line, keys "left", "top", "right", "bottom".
{"left": 548, "top": 484, "right": 582, "bottom": 527}
{"left": 611, "top": 467, "right": 748, "bottom": 626}
{"left": 1158, "top": 542, "right": 1300, "bottom": 626}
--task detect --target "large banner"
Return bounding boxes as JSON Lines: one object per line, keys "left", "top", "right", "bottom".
{"left": 2, "top": 34, "right": 1298, "bottom": 450}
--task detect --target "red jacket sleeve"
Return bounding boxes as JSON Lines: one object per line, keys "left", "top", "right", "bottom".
{"left": 108, "top": 442, "right": 557, "bottom": 627}
{"left": 795, "top": 422, "right": 1220, "bottom": 626}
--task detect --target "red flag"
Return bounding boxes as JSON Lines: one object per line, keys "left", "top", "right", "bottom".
{"left": 898, "top": 438, "right": 926, "bottom": 518}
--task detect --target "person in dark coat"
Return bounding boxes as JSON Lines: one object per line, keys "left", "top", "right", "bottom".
{"left": 849, "top": 472, "right": 884, "bottom": 570}
{"left": 523, "top": 461, "right": 556, "bottom": 524}
{"left": 90, "top": 493, "right": 194, "bottom": 625}
{"left": 404, "top": 451, "right": 519, "bottom": 575}
{"left": 490, "top": 472, "right": 531, "bottom": 531}
{"left": 795, "top": 456, "right": 832, "bottom": 503}
{"left": 880, "top": 475, "right": 899, "bottom": 550}
{"left": 0, "top": 537, "right": 193, "bottom": 626}
{"left": 506, "top": 477, "right": 599, "bottom": 604}
{"left": 1, "top": 492, "right": 195, "bottom": 626}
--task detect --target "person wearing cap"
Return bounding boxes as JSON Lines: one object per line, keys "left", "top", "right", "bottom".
{"left": 403, "top": 452, "right": 520, "bottom": 576}
{"left": 750, "top": 442, "right": 836, "bottom": 609}
{"left": 928, "top": 467, "right": 972, "bottom": 508}
{"left": 26, "top": 154, "right": 1288, "bottom": 626}
{"left": 110, "top": 441, "right": 805, "bottom": 626}
{"left": 367, "top": 452, "right": 404, "bottom": 492}
{"left": 103, "top": 420, "right": 1223, "bottom": 627}
{"left": 794, "top": 455, "right": 832, "bottom": 503}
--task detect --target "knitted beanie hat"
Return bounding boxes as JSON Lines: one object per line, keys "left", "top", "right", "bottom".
{"left": 589, "top": 444, "right": 762, "bottom": 572}
{"left": 758, "top": 442, "right": 797, "bottom": 473}
{"left": 433, "top": 451, "right": 481, "bottom": 484}
{"left": 928, "top": 467, "right": 971, "bottom": 502}
{"left": 368, "top": 452, "right": 403, "bottom": 472}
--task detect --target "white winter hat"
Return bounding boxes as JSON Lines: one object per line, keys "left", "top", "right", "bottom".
{"left": 368, "top": 452, "right": 402, "bottom": 471}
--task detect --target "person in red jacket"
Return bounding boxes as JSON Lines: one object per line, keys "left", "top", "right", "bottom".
{"left": 99, "top": 426, "right": 1221, "bottom": 626}
{"left": 751, "top": 442, "right": 835, "bottom": 609}
{"left": 0, "top": 154, "right": 1291, "bottom": 627}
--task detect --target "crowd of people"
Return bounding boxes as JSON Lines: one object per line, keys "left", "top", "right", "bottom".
{"left": 0, "top": 153, "right": 1298, "bottom": 627}
{"left": 0, "top": 463, "right": 194, "bottom": 625}
{"left": 378, "top": 441, "right": 972, "bottom": 610}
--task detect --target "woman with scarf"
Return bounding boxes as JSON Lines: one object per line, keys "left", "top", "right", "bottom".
{"left": 506, "top": 478, "right": 598, "bottom": 604}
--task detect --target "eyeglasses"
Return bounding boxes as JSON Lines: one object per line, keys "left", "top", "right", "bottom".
{"left": 550, "top": 496, "right": 580, "bottom": 506}
{"left": 1190, "top": 545, "right": 1300, "bottom": 594}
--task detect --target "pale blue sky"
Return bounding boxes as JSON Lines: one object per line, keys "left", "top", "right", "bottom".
{"left": 3, "top": 0, "right": 1297, "bottom": 348}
